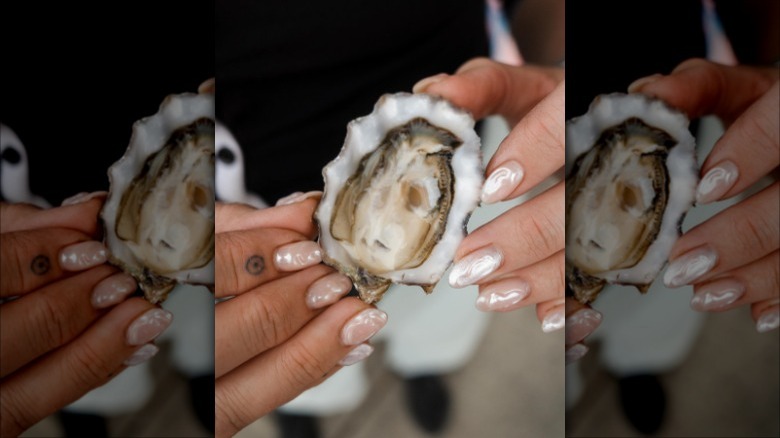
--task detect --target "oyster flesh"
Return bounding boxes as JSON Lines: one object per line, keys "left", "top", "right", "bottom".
{"left": 102, "top": 93, "right": 215, "bottom": 303}
{"left": 315, "top": 93, "right": 483, "bottom": 304}
{"left": 565, "top": 93, "right": 697, "bottom": 304}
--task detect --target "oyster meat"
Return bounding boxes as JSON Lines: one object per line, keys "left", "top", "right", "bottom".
{"left": 565, "top": 93, "right": 698, "bottom": 304}
{"left": 102, "top": 93, "right": 215, "bottom": 303}
{"left": 315, "top": 93, "right": 483, "bottom": 304}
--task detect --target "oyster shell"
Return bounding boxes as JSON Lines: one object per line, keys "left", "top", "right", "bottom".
{"left": 565, "top": 93, "right": 697, "bottom": 303}
{"left": 315, "top": 93, "right": 483, "bottom": 304}
{"left": 102, "top": 93, "right": 215, "bottom": 303}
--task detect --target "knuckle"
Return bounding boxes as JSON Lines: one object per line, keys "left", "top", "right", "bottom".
{"left": 734, "top": 212, "right": 776, "bottom": 256}
{"left": 63, "top": 340, "right": 115, "bottom": 390}
{"left": 216, "top": 233, "right": 243, "bottom": 294}
{"left": 277, "top": 343, "right": 329, "bottom": 389}
{"left": 215, "top": 382, "right": 252, "bottom": 436}
{"left": 517, "top": 210, "right": 564, "bottom": 262}
{"left": 31, "top": 294, "right": 68, "bottom": 348}
{"left": 0, "top": 386, "right": 36, "bottom": 437}
{"left": 241, "top": 295, "right": 284, "bottom": 352}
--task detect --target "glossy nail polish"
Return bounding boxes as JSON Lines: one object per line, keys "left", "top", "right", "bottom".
{"left": 448, "top": 246, "right": 503, "bottom": 288}
{"left": 412, "top": 73, "right": 449, "bottom": 93}
{"left": 61, "top": 191, "right": 108, "bottom": 206}
{"left": 566, "top": 343, "right": 589, "bottom": 364}
{"left": 627, "top": 73, "right": 663, "bottom": 93}
{"left": 542, "top": 307, "right": 565, "bottom": 333}
{"left": 124, "top": 343, "right": 159, "bottom": 366}
{"left": 276, "top": 190, "right": 323, "bottom": 206}
{"left": 274, "top": 241, "right": 323, "bottom": 271}
{"left": 340, "top": 308, "right": 388, "bottom": 346}
{"left": 481, "top": 161, "right": 524, "bottom": 204}
{"left": 92, "top": 273, "right": 137, "bottom": 308}
{"left": 306, "top": 273, "right": 353, "bottom": 309}
{"left": 59, "top": 241, "right": 108, "bottom": 271}
{"left": 696, "top": 161, "right": 738, "bottom": 205}
{"left": 756, "top": 307, "right": 780, "bottom": 333}
{"left": 475, "top": 279, "right": 530, "bottom": 312}
{"left": 338, "top": 343, "right": 374, "bottom": 366}
{"left": 126, "top": 308, "right": 173, "bottom": 346}
{"left": 690, "top": 279, "right": 744, "bottom": 311}
{"left": 663, "top": 246, "right": 717, "bottom": 288}
{"left": 565, "top": 308, "right": 602, "bottom": 344}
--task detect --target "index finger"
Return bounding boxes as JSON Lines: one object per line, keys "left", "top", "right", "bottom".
{"left": 0, "top": 197, "right": 104, "bottom": 236}
{"left": 215, "top": 198, "right": 319, "bottom": 236}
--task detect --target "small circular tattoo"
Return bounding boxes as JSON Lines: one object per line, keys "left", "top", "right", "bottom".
{"left": 245, "top": 255, "right": 265, "bottom": 276}
{"left": 31, "top": 255, "right": 51, "bottom": 275}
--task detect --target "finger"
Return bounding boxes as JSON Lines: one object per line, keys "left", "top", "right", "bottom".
{"left": 566, "top": 343, "right": 590, "bottom": 364}
{"left": 480, "top": 81, "right": 565, "bottom": 204}
{"left": 629, "top": 58, "right": 779, "bottom": 123}
{"left": 416, "top": 57, "right": 563, "bottom": 124}
{"left": 0, "top": 297, "right": 160, "bottom": 437}
{"left": 564, "top": 296, "right": 601, "bottom": 347}
{"left": 215, "top": 264, "right": 347, "bottom": 377}
{"left": 475, "top": 250, "right": 564, "bottom": 312}
{"left": 535, "top": 299, "right": 565, "bottom": 333}
{"left": 0, "top": 196, "right": 104, "bottom": 236}
{"left": 664, "top": 183, "right": 779, "bottom": 288}
{"left": 216, "top": 197, "right": 320, "bottom": 235}
{"left": 448, "top": 182, "right": 564, "bottom": 288}
{"left": 199, "top": 78, "right": 215, "bottom": 94}
{"left": 0, "top": 264, "right": 118, "bottom": 378}
{"left": 695, "top": 81, "right": 779, "bottom": 204}
{"left": 215, "top": 227, "right": 319, "bottom": 297}
{"left": 690, "top": 251, "right": 779, "bottom": 313}
{"left": 0, "top": 228, "right": 105, "bottom": 298}
{"left": 752, "top": 301, "right": 780, "bottom": 333}
{"left": 215, "top": 298, "right": 383, "bottom": 437}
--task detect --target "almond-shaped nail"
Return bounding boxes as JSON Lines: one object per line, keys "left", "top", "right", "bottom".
{"left": 61, "top": 191, "right": 108, "bottom": 206}
{"left": 696, "top": 161, "right": 738, "bottom": 205}
{"left": 307, "top": 273, "right": 353, "bottom": 309}
{"left": 92, "top": 273, "right": 137, "bottom": 308}
{"left": 566, "top": 343, "right": 589, "bottom": 364}
{"left": 59, "top": 241, "right": 108, "bottom": 271}
{"left": 663, "top": 246, "right": 718, "bottom": 288}
{"left": 691, "top": 279, "right": 745, "bottom": 311}
{"left": 565, "top": 308, "right": 602, "bottom": 344}
{"left": 448, "top": 246, "right": 503, "bottom": 288}
{"left": 627, "top": 73, "right": 664, "bottom": 93}
{"left": 542, "top": 306, "right": 565, "bottom": 333}
{"left": 412, "top": 73, "right": 449, "bottom": 94}
{"left": 757, "top": 307, "right": 780, "bottom": 333}
{"left": 340, "top": 308, "right": 388, "bottom": 346}
{"left": 126, "top": 308, "right": 173, "bottom": 346}
{"left": 481, "top": 161, "right": 524, "bottom": 204}
{"left": 475, "top": 279, "right": 530, "bottom": 312}
{"left": 276, "top": 190, "right": 323, "bottom": 206}
{"left": 274, "top": 241, "right": 322, "bottom": 271}
{"left": 123, "top": 343, "right": 159, "bottom": 366}
{"left": 338, "top": 343, "right": 374, "bottom": 366}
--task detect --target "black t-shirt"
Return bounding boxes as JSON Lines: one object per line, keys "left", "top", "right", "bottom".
{"left": 216, "top": 0, "right": 489, "bottom": 202}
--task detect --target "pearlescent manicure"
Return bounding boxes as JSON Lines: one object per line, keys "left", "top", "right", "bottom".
{"left": 276, "top": 190, "right": 323, "bottom": 206}
{"left": 542, "top": 307, "right": 565, "bottom": 333}
{"left": 481, "top": 161, "right": 524, "bottom": 204}
{"left": 124, "top": 344, "right": 159, "bottom": 366}
{"left": 756, "top": 307, "right": 780, "bottom": 333}
{"left": 690, "top": 279, "right": 744, "bottom": 311}
{"left": 338, "top": 343, "right": 374, "bottom": 366}
{"left": 566, "top": 343, "right": 589, "bottom": 364}
{"left": 274, "top": 241, "right": 323, "bottom": 271}
{"left": 412, "top": 73, "right": 449, "bottom": 93}
{"left": 306, "top": 273, "right": 353, "bottom": 309}
{"left": 663, "top": 246, "right": 717, "bottom": 288}
{"left": 696, "top": 161, "right": 738, "bottom": 205}
{"left": 59, "top": 241, "right": 108, "bottom": 271}
{"left": 340, "top": 308, "right": 387, "bottom": 346}
{"left": 448, "top": 246, "right": 503, "bottom": 288}
{"left": 92, "top": 273, "right": 137, "bottom": 308}
{"left": 565, "top": 308, "right": 602, "bottom": 344}
{"left": 475, "top": 279, "right": 530, "bottom": 311}
{"left": 126, "top": 308, "right": 173, "bottom": 346}
{"left": 61, "top": 190, "right": 108, "bottom": 206}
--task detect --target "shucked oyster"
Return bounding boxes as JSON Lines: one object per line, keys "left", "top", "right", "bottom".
{"left": 102, "top": 93, "right": 215, "bottom": 303}
{"left": 565, "top": 93, "right": 697, "bottom": 304}
{"left": 315, "top": 93, "right": 483, "bottom": 304}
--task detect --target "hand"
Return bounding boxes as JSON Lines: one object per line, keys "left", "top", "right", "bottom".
{"left": 214, "top": 196, "right": 385, "bottom": 438}
{"left": 629, "top": 58, "right": 779, "bottom": 333}
{"left": 0, "top": 195, "right": 166, "bottom": 437}
{"left": 414, "top": 58, "right": 567, "bottom": 331}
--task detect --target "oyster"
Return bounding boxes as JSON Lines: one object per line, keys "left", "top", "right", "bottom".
{"left": 565, "top": 93, "right": 697, "bottom": 303}
{"left": 102, "top": 93, "right": 215, "bottom": 303}
{"left": 315, "top": 93, "right": 483, "bottom": 304}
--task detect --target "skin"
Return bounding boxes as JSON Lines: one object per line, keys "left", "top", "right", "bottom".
{"left": 417, "top": 58, "right": 566, "bottom": 322}
{"left": 0, "top": 198, "right": 156, "bottom": 437}
{"left": 214, "top": 199, "right": 378, "bottom": 438}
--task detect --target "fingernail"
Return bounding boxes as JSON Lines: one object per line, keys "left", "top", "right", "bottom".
{"left": 126, "top": 308, "right": 173, "bottom": 346}
{"left": 448, "top": 246, "right": 503, "bottom": 288}
{"left": 696, "top": 161, "right": 739, "bottom": 205}
{"left": 663, "top": 246, "right": 718, "bottom": 288}
{"left": 481, "top": 161, "right": 524, "bottom": 204}
{"left": 61, "top": 191, "right": 108, "bottom": 206}
{"left": 691, "top": 279, "right": 745, "bottom": 311}
{"left": 340, "top": 308, "right": 387, "bottom": 346}
{"left": 627, "top": 73, "right": 664, "bottom": 93}
{"left": 565, "top": 308, "right": 602, "bottom": 344}
{"left": 542, "top": 306, "right": 565, "bottom": 333}
{"left": 59, "top": 241, "right": 108, "bottom": 271}
{"left": 307, "top": 273, "right": 353, "bottom": 309}
{"left": 276, "top": 190, "right": 323, "bottom": 206}
{"left": 475, "top": 279, "right": 530, "bottom": 311}
{"left": 198, "top": 78, "right": 215, "bottom": 94}
{"left": 338, "top": 343, "right": 374, "bottom": 366}
{"left": 412, "top": 73, "right": 449, "bottom": 93}
{"left": 756, "top": 307, "right": 780, "bottom": 333}
{"left": 566, "top": 344, "right": 589, "bottom": 364}
{"left": 92, "top": 273, "right": 137, "bottom": 308}
{"left": 274, "top": 241, "right": 323, "bottom": 271}
{"left": 123, "top": 343, "right": 159, "bottom": 366}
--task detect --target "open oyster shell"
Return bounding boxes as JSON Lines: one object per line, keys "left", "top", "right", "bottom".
{"left": 102, "top": 93, "right": 215, "bottom": 304}
{"left": 565, "top": 93, "right": 698, "bottom": 303}
{"left": 315, "top": 93, "right": 483, "bottom": 304}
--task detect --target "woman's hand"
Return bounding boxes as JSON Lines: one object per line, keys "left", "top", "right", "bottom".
{"left": 214, "top": 197, "right": 385, "bottom": 438}
{"left": 629, "top": 58, "right": 780, "bottom": 333}
{"left": 414, "top": 58, "right": 567, "bottom": 331}
{"left": 0, "top": 196, "right": 165, "bottom": 437}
